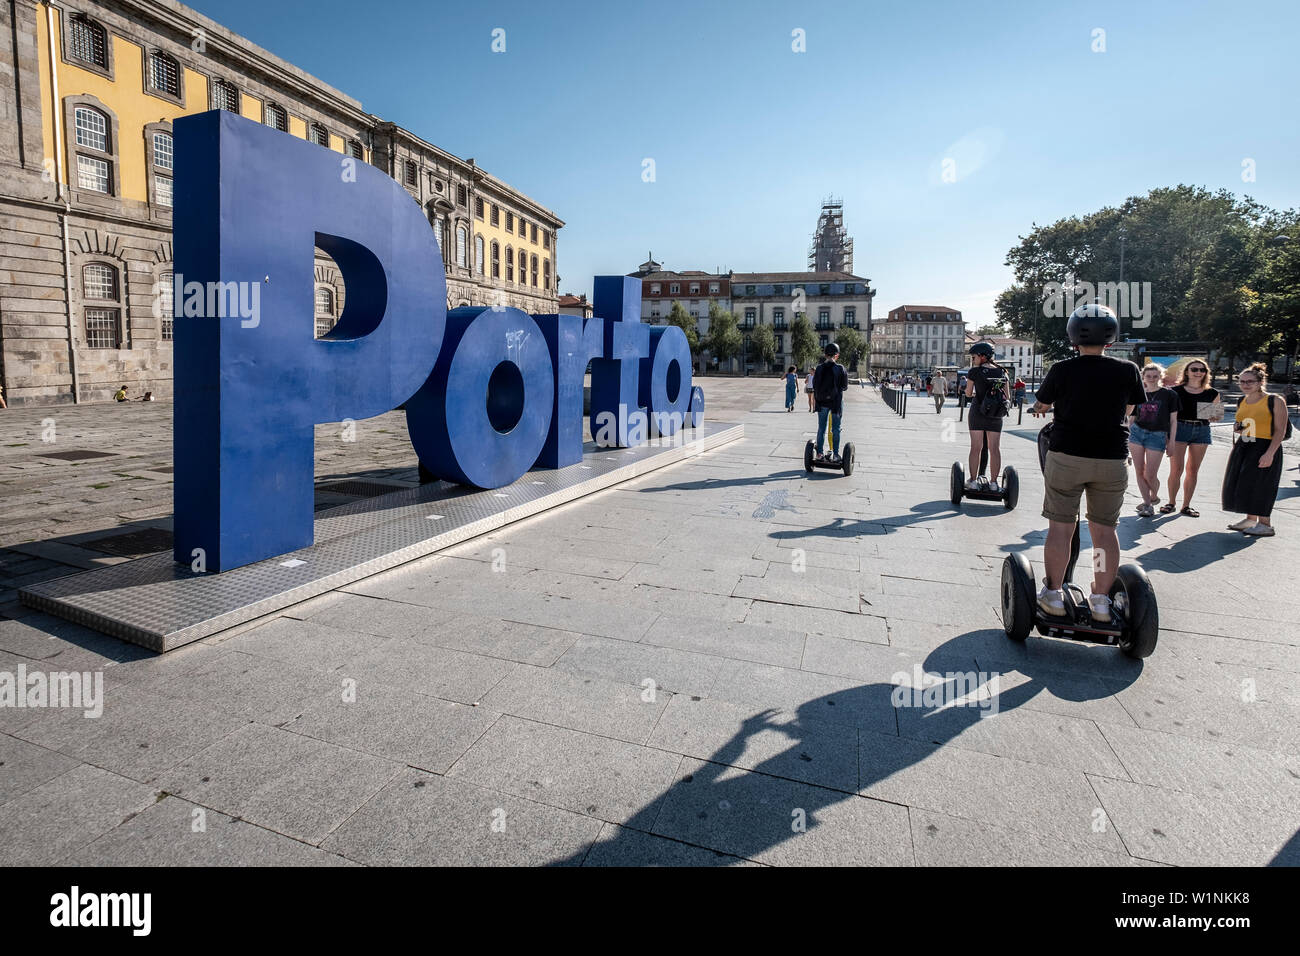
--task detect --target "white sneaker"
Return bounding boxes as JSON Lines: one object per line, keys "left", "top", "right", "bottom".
{"left": 1088, "top": 593, "right": 1113, "bottom": 622}
{"left": 1037, "top": 587, "right": 1067, "bottom": 616}
{"left": 1227, "top": 518, "right": 1254, "bottom": 531}
{"left": 1242, "top": 523, "right": 1275, "bottom": 537}
{"left": 988, "top": 480, "right": 1000, "bottom": 494}
{"left": 965, "top": 479, "right": 980, "bottom": 491}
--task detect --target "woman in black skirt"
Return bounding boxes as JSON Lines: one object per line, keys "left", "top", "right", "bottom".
{"left": 1222, "top": 363, "right": 1287, "bottom": 537}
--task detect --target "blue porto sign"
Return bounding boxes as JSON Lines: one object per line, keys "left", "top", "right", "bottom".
{"left": 171, "top": 111, "right": 702, "bottom": 572}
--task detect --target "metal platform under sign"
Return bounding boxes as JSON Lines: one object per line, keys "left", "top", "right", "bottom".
{"left": 20, "top": 422, "right": 743, "bottom": 652}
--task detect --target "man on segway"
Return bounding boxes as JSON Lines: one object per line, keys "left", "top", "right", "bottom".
{"left": 964, "top": 342, "right": 1010, "bottom": 491}
{"left": 813, "top": 342, "right": 848, "bottom": 463}
{"left": 1030, "top": 304, "right": 1146, "bottom": 621}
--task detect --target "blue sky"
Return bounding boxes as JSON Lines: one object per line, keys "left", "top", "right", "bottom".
{"left": 189, "top": 0, "right": 1299, "bottom": 328}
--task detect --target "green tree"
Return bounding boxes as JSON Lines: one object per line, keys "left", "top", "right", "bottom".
{"left": 835, "top": 325, "right": 867, "bottom": 371}
{"left": 750, "top": 324, "right": 776, "bottom": 369}
{"left": 976, "top": 323, "right": 1007, "bottom": 337}
{"left": 791, "top": 313, "right": 818, "bottom": 370}
{"left": 704, "top": 300, "right": 742, "bottom": 372}
{"left": 664, "top": 300, "right": 699, "bottom": 356}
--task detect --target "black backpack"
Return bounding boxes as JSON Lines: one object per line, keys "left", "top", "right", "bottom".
{"left": 1269, "top": 394, "right": 1294, "bottom": 440}
{"left": 980, "top": 373, "right": 1011, "bottom": 418}
{"left": 814, "top": 362, "right": 840, "bottom": 405}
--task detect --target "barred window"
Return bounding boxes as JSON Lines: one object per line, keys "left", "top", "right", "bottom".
{"left": 155, "top": 175, "right": 173, "bottom": 208}
{"left": 348, "top": 140, "right": 363, "bottom": 159}
{"left": 505, "top": 246, "right": 513, "bottom": 282}
{"left": 474, "top": 197, "right": 484, "bottom": 219}
{"left": 265, "top": 103, "right": 287, "bottom": 131}
{"left": 456, "top": 226, "right": 468, "bottom": 268}
{"left": 149, "top": 51, "right": 179, "bottom": 96}
{"left": 152, "top": 131, "right": 173, "bottom": 170}
{"left": 77, "top": 154, "right": 109, "bottom": 193}
{"left": 475, "top": 235, "right": 484, "bottom": 275}
{"left": 85, "top": 309, "right": 120, "bottom": 349}
{"left": 518, "top": 217, "right": 527, "bottom": 237}
{"left": 159, "top": 272, "right": 174, "bottom": 341}
{"left": 405, "top": 160, "right": 417, "bottom": 186}
{"left": 310, "top": 124, "right": 329, "bottom": 147}
{"left": 506, "top": 211, "right": 513, "bottom": 231}
{"left": 69, "top": 16, "right": 107, "bottom": 68}
{"left": 74, "top": 107, "right": 107, "bottom": 151}
{"left": 84, "top": 263, "right": 118, "bottom": 299}
{"left": 490, "top": 204, "right": 499, "bottom": 226}
{"left": 212, "top": 79, "right": 239, "bottom": 112}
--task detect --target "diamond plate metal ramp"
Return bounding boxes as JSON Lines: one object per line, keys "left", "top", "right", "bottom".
{"left": 19, "top": 422, "right": 743, "bottom": 652}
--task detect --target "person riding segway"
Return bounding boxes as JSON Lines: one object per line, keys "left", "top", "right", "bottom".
{"left": 950, "top": 343, "right": 1018, "bottom": 509}
{"left": 804, "top": 342, "right": 855, "bottom": 476}
{"left": 999, "top": 303, "right": 1158, "bottom": 658}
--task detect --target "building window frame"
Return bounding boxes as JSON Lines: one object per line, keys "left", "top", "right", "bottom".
{"left": 141, "top": 47, "right": 183, "bottom": 105}
{"left": 143, "top": 121, "right": 174, "bottom": 220}
{"left": 474, "top": 197, "right": 484, "bottom": 219}
{"left": 490, "top": 204, "right": 500, "bottom": 226}
{"left": 542, "top": 230, "right": 550, "bottom": 250}
{"left": 315, "top": 285, "right": 336, "bottom": 338}
{"left": 210, "top": 78, "right": 240, "bottom": 113}
{"left": 309, "top": 123, "right": 330, "bottom": 148}
{"left": 543, "top": 259, "right": 550, "bottom": 290}
{"left": 491, "top": 241, "right": 500, "bottom": 279}
{"left": 63, "top": 94, "right": 120, "bottom": 205}
{"left": 263, "top": 102, "right": 288, "bottom": 132}
{"left": 156, "top": 268, "right": 175, "bottom": 343}
{"left": 405, "top": 160, "right": 418, "bottom": 187}
{"left": 505, "top": 245, "right": 514, "bottom": 282}
{"left": 456, "top": 225, "right": 469, "bottom": 269}
{"left": 347, "top": 140, "right": 364, "bottom": 159}
{"left": 474, "top": 234, "right": 485, "bottom": 275}
{"left": 518, "top": 248, "right": 527, "bottom": 286}
{"left": 530, "top": 254, "right": 539, "bottom": 287}
{"left": 62, "top": 11, "right": 113, "bottom": 79}
{"left": 80, "top": 260, "right": 124, "bottom": 349}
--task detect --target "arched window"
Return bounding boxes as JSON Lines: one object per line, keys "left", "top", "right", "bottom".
{"left": 475, "top": 235, "right": 485, "bottom": 275}
{"left": 347, "top": 140, "right": 363, "bottom": 159}
{"left": 543, "top": 259, "right": 551, "bottom": 290}
{"left": 490, "top": 241, "right": 500, "bottom": 279}
{"left": 431, "top": 215, "right": 445, "bottom": 255}
{"left": 74, "top": 106, "right": 107, "bottom": 151}
{"left": 530, "top": 255, "right": 539, "bottom": 287}
{"left": 148, "top": 51, "right": 180, "bottom": 96}
{"left": 456, "top": 226, "right": 468, "bottom": 268}
{"left": 158, "top": 271, "right": 174, "bottom": 341}
{"left": 505, "top": 246, "right": 514, "bottom": 282}
{"left": 149, "top": 127, "right": 173, "bottom": 208}
{"left": 310, "top": 124, "right": 329, "bottom": 147}
{"left": 68, "top": 15, "right": 107, "bottom": 69}
{"left": 518, "top": 249, "right": 527, "bottom": 284}
{"left": 211, "top": 79, "right": 239, "bottom": 113}
{"left": 264, "top": 103, "right": 287, "bottom": 132}
{"left": 315, "top": 286, "right": 335, "bottom": 338}
{"left": 83, "top": 263, "right": 121, "bottom": 349}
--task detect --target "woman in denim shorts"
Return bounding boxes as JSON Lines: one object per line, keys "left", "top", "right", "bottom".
{"left": 1165, "top": 361, "right": 1219, "bottom": 516}
{"left": 1128, "top": 363, "right": 1177, "bottom": 516}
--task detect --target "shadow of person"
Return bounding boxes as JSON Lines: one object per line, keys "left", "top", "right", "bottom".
{"left": 1134, "top": 529, "right": 1254, "bottom": 573}
{"left": 557, "top": 627, "right": 1143, "bottom": 866}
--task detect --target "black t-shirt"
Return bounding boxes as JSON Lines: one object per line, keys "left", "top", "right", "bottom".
{"left": 1036, "top": 354, "right": 1145, "bottom": 459}
{"left": 1132, "top": 386, "right": 1177, "bottom": 432}
{"left": 813, "top": 360, "right": 848, "bottom": 413}
{"left": 967, "top": 363, "right": 1007, "bottom": 410}
{"left": 1172, "top": 385, "right": 1220, "bottom": 425}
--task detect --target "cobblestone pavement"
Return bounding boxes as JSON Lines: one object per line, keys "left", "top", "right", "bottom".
{"left": 1, "top": 378, "right": 1298, "bottom": 866}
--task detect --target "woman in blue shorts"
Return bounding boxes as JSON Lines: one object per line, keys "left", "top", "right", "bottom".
{"left": 1128, "top": 362, "right": 1177, "bottom": 516}
{"left": 1164, "top": 360, "right": 1219, "bottom": 517}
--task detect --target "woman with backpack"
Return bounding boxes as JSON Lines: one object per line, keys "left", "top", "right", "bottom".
{"left": 1128, "top": 362, "right": 1178, "bottom": 517}
{"left": 964, "top": 342, "right": 1009, "bottom": 492}
{"left": 1222, "top": 363, "right": 1288, "bottom": 537}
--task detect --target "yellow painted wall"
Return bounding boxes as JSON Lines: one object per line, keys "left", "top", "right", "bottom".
{"left": 240, "top": 94, "right": 262, "bottom": 123}
{"left": 474, "top": 205, "right": 551, "bottom": 286}
{"left": 288, "top": 115, "right": 306, "bottom": 139}
{"left": 39, "top": 5, "right": 209, "bottom": 203}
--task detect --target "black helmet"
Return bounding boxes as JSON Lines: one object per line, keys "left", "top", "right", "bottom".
{"left": 968, "top": 342, "right": 994, "bottom": 359}
{"left": 1067, "top": 303, "right": 1119, "bottom": 346}
{"left": 824, "top": 341, "right": 839, "bottom": 357}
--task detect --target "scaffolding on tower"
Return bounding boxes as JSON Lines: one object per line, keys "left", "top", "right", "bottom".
{"left": 808, "top": 197, "right": 853, "bottom": 274}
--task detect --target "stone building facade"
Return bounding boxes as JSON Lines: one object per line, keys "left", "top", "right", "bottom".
{"left": 0, "top": 0, "right": 562, "bottom": 405}
{"left": 873, "top": 305, "right": 966, "bottom": 376}
{"left": 730, "top": 272, "right": 875, "bottom": 372}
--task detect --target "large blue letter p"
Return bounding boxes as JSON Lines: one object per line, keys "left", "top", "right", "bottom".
{"left": 171, "top": 111, "right": 445, "bottom": 572}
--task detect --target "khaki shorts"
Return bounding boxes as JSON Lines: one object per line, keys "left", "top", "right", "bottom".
{"left": 1042, "top": 451, "right": 1128, "bottom": 526}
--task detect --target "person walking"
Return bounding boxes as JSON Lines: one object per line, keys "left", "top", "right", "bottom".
{"left": 1128, "top": 362, "right": 1177, "bottom": 516}
{"left": 1164, "top": 359, "right": 1220, "bottom": 516}
{"left": 1223, "top": 363, "right": 1287, "bottom": 537}
{"left": 784, "top": 365, "right": 799, "bottom": 412}
{"left": 805, "top": 368, "right": 816, "bottom": 412}
{"left": 1013, "top": 377, "right": 1027, "bottom": 408}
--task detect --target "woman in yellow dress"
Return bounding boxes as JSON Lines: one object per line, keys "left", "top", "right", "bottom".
{"left": 1222, "top": 363, "right": 1287, "bottom": 537}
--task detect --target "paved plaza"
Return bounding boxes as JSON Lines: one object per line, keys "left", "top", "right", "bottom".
{"left": 1, "top": 379, "right": 1299, "bottom": 866}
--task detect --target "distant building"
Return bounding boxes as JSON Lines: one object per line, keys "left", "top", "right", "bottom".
{"left": 808, "top": 198, "right": 853, "bottom": 274}
{"left": 977, "top": 335, "right": 1037, "bottom": 381}
{"left": 875, "top": 306, "right": 966, "bottom": 375}
{"left": 628, "top": 256, "right": 731, "bottom": 330}
{"left": 557, "top": 293, "right": 593, "bottom": 318}
{"left": 731, "top": 272, "right": 875, "bottom": 372}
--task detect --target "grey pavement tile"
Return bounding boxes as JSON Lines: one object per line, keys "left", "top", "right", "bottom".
{"left": 1091, "top": 775, "right": 1298, "bottom": 866}
{"left": 744, "top": 600, "right": 888, "bottom": 644}
{"left": 448, "top": 715, "right": 681, "bottom": 825}
{"left": 647, "top": 694, "right": 859, "bottom": 793}
{"left": 551, "top": 634, "right": 726, "bottom": 698}
{"left": 581, "top": 822, "right": 759, "bottom": 866}
{"left": 750, "top": 541, "right": 861, "bottom": 570}
{"left": 13, "top": 683, "right": 245, "bottom": 784}
{"left": 0, "top": 763, "right": 160, "bottom": 865}
{"left": 858, "top": 729, "right": 1128, "bottom": 854}
{"left": 157, "top": 723, "right": 401, "bottom": 846}
{"left": 620, "top": 563, "right": 745, "bottom": 597}
{"left": 910, "top": 808, "right": 1154, "bottom": 867}
{"left": 323, "top": 767, "right": 601, "bottom": 866}
{"left": 732, "top": 573, "right": 863, "bottom": 613}
{"left": 1163, "top": 630, "right": 1300, "bottom": 675}
{"left": 801, "top": 633, "right": 978, "bottom": 684}
{"left": 445, "top": 540, "right": 634, "bottom": 579}
{"left": 70, "top": 794, "right": 355, "bottom": 866}
{"left": 342, "top": 637, "right": 518, "bottom": 706}
{"left": 413, "top": 613, "right": 580, "bottom": 666}
{"left": 286, "top": 683, "right": 499, "bottom": 774}
{"left": 216, "top": 615, "right": 383, "bottom": 673}
{"left": 478, "top": 664, "right": 668, "bottom": 744}
{"left": 644, "top": 613, "right": 806, "bottom": 669}
{"left": 0, "top": 732, "right": 80, "bottom": 805}
{"left": 707, "top": 657, "right": 896, "bottom": 733}
{"left": 650, "top": 757, "right": 913, "bottom": 866}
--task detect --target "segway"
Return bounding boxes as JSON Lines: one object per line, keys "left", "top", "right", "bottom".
{"left": 804, "top": 434, "right": 855, "bottom": 477}
{"left": 950, "top": 433, "right": 1018, "bottom": 510}
{"left": 999, "top": 423, "right": 1158, "bottom": 659}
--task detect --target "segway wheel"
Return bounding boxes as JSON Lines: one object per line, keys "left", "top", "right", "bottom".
{"left": 1002, "top": 466, "right": 1019, "bottom": 511}
{"left": 841, "top": 443, "right": 854, "bottom": 477}
{"left": 950, "top": 462, "right": 964, "bottom": 507}
{"left": 1112, "top": 563, "right": 1158, "bottom": 659}
{"left": 1000, "top": 553, "right": 1034, "bottom": 641}
{"left": 804, "top": 440, "right": 814, "bottom": 474}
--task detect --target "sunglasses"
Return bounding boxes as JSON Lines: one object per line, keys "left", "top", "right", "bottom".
{"left": 1188, "top": 368, "right": 1207, "bottom": 374}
